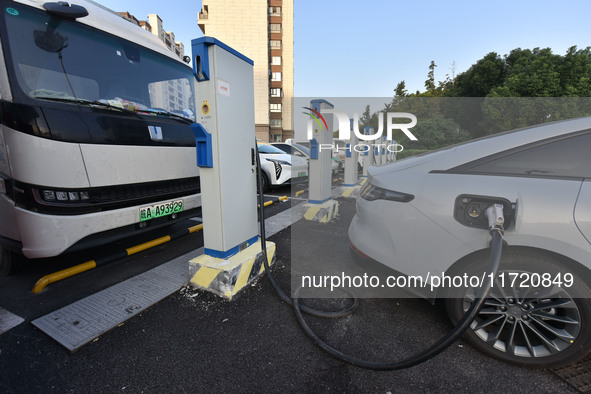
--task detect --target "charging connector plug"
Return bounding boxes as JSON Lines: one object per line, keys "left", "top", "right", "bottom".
{"left": 485, "top": 203, "right": 505, "bottom": 234}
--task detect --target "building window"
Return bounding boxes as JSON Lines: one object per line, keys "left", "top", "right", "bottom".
{"left": 270, "top": 119, "right": 282, "bottom": 128}
{"left": 271, "top": 72, "right": 282, "bottom": 82}
{"left": 270, "top": 88, "right": 282, "bottom": 97}
{"left": 269, "top": 24, "right": 281, "bottom": 33}
{"left": 271, "top": 56, "right": 281, "bottom": 66}
{"left": 270, "top": 103, "right": 282, "bottom": 112}
{"left": 269, "top": 40, "right": 281, "bottom": 49}
{"left": 269, "top": 6, "right": 281, "bottom": 16}
{"left": 272, "top": 134, "right": 282, "bottom": 142}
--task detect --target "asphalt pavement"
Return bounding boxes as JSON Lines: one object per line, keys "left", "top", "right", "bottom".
{"left": 0, "top": 183, "right": 581, "bottom": 393}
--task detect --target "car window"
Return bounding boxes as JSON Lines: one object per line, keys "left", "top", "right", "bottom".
{"left": 463, "top": 132, "right": 591, "bottom": 179}
{"left": 257, "top": 143, "right": 285, "bottom": 154}
{"left": 272, "top": 144, "right": 291, "bottom": 153}
{"left": 293, "top": 143, "right": 311, "bottom": 156}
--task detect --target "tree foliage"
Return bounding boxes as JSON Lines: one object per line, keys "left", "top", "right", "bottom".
{"left": 360, "top": 45, "right": 591, "bottom": 152}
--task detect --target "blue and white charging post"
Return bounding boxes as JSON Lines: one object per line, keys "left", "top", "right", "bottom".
{"left": 304, "top": 99, "right": 338, "bottom": 222}
{"left": 341, "top": 118, "right": 359, "bottom": 198}
{"left": 188, "top": 37, "right": 275, "bottom": 299}
{"left": 361, "top": 126, "right": 375, "bottom": 177}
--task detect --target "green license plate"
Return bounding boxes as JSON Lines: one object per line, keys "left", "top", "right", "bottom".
{"left": 139, "top": 200, "right": 183, "bottom": 222}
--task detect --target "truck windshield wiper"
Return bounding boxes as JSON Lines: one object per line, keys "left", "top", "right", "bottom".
{"left": 34, "top": 96, "right": 144, "bottom": 120}
{"left": 34, "top": 96, "right": 194, "bottom": 124}
{"left": 142, "top": 108, "right": 193, "bottom": 124}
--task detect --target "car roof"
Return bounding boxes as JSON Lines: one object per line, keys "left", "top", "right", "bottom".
{"left": 370, "top": 116, "right": 591, "bottom": 176}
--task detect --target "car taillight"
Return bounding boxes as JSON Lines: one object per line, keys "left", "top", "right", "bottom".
{"left": 359, "top": 182, "right": 414, "bottom": 202}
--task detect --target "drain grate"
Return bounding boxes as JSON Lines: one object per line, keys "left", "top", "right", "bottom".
{"left": 553, "top": 357, "right": 591, "bottom": 393}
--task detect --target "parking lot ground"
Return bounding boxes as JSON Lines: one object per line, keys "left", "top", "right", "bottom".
{"left": 0, "top": 186, "right": 586, "bottom": 392}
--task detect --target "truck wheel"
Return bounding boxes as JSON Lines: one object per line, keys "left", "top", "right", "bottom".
{"left": 0, "top": 247, "right": 16, "bottom": 276}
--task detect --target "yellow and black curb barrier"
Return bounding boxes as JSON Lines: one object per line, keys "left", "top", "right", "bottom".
{"left": 295, "top": 189, "right": 307, "bottom": 197}
{"left": 258, "top": 195, "right": 288, "bottom": 208}
{"left": 32, "top": 223, "right": 204, "bottom": 293}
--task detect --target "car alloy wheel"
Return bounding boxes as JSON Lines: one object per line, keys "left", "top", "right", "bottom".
{"left": 446, "top": 251, "right": 591, "bottom": 368}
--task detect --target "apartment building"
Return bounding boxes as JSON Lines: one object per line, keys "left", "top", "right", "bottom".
{"left": 198, "top": 0, "right": 294, "bottom": 142}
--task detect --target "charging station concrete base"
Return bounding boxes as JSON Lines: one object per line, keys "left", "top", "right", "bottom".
{"left": 303, "top": 200, "right": 339, "bottom": 223}
{"left": 188, "top": 239, "right": 276, "bottom": 300}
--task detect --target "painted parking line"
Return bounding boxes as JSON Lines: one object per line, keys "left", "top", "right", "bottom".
{"left": 32, "top": 202, "right": 306, "bottom": 352}
{"left": 0, "top": 307, "right": 25, "bottom": 335}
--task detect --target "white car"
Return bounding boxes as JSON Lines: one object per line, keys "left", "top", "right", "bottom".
{"left": 349, "top": 116, "right": 591, "bottom": 368}
{"left": 257, "top": 142, "right": 308, "bottom": 192}
{"left": 272, "top": 142, "right": 340, "bottom": 174}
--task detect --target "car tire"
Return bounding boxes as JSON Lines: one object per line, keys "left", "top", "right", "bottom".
{"left": 445, "top": 250, "right": 591, "bottom": 368}
{"left": 261, "top": 172, "right": 270, "bottom": 193}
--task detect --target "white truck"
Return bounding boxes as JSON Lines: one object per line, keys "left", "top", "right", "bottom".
{"left": 0, "top": 0, "right": 201, "bottom": 273}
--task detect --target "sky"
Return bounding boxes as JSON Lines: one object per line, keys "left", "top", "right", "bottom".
{"left": 95, "top": 0, "right": 591, "bottom": 97}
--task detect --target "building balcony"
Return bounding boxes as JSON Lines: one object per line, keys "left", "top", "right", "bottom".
{"left": 269, "top": 15, "right": 282, "bottom": 24}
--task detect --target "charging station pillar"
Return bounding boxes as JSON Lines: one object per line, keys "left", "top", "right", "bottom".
{"left": 304, "top": 99, "right": 338, "bottom": 222}
{"left": 375, "top": 136, "right": 383, "bottom": 165}
{"left": 188, "top": 37, "right": 275, "bottom": 299}
{"left": 361, "top": 126, "right": 375, "bottom": 177}
{"left": 342, "top": 119, "right": 359, "bottom": 198}
{"left": 380, "top": 136, "right": 388, "bottom": 165}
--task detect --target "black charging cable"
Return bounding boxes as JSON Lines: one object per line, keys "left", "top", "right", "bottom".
{"left": 255, "top": 140, "right": 504, "bottom": 369}
{"left": 255, "top": 141, "right": 358, "bottom": 318}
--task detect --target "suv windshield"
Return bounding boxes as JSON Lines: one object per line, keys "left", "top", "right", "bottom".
{"left": 1, "top": 1, "right": 196, "bottom": 121}
{"left": 258, "top": 143, "right": 286, "bottom": 154}
{"left": 293, "top": 143, "right": 311, "bottom": 156}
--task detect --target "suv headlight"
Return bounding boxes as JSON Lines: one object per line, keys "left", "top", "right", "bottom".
{"left": 265, "top": 158, "right": 291, "bottom": 166}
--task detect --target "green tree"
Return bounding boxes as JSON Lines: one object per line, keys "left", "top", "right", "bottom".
{"left": 394, "top": 81, "right": 407, "bottom": 97}
{"left": 424, "top": 61, "right": 437, "bottom": 92}
{"left": 450, "top": 52, "right": 506, "bottom": 97}
{"left": 403, "top": 117, "right": 468, "bottom": 150}
{"left": 359, "top": 104, "right": 372, "bottom": 128}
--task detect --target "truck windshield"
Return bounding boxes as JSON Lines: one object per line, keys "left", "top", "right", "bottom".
{"left": 1, "top": 2, "right": 196, "bottom": 121}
